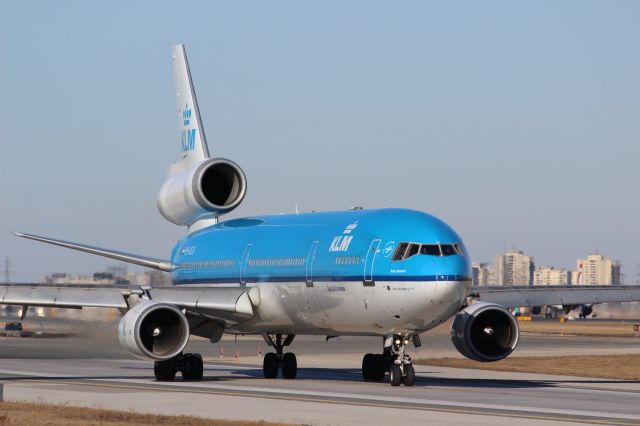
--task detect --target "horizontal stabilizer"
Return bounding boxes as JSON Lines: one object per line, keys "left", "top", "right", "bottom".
{"left": 13, "top": 232, "right": 172, "bottom": 272}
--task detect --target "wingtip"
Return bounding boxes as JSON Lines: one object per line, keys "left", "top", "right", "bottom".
{"left": 10, "top": 230, "right": 24, "bottom": 237}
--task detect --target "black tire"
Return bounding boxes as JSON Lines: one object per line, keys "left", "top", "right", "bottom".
{"left": 371, "top": 354, "right": 387, "bottom": 382}
{"left": 154, "top": 358, "right": 177, "bottom": 381}
{"left": 263, "top": 352, "right": 279, "bottom": 379}
{"left": 389, "top": 364, "right": 402, "bottom": 387}
{"left": 362, "top": 353, "right": 375, "bottom": 381}
{"left": 282, "top": 352, "right": 298, "bottom": 379}
{"left": 404, "top": 364, "right": 415, "bottom": 387}
{"left": 181, "top": 353, "right": 204, "bottom": 381}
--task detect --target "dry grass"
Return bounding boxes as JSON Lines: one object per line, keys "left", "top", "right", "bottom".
{"left": 416, "top": 354, "right": 640, "bottom": 380}
{"left": 0, "top": 401, "right": 293, "bottom": 426}
{"left": 518, "top": 320, "right": 640, "bottom": 337}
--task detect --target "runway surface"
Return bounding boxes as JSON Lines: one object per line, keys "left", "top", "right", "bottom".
{"left": 2, "top": 317, "right": 640, "bottom": 425}
{"left": 1, "top": 334, "right": 640, "bottom": 424}
{"left": 1, "top": 356, "right": 640, "bottom": 425}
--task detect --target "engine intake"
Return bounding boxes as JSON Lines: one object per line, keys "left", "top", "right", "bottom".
{"left": 157, "top": 158, "right": 247, "bottom": 226}
{"left": 450, "top": 302, "right": 519, "bottom": 362}
{"left": 118, "top": 300, "right": 190, "bottom": 360}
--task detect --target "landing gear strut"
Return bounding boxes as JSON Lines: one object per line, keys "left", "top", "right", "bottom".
{"left": 263, "top": 334, "right": 297, "bottom": 379}
{"left": 361, "top": 334, "right": 415, "bottom": 386}
{"left": 154, "top": 352, "right": 203, "bottom": 381}
{"left": 388, "top": 334, "right": 415, "bottom": 387}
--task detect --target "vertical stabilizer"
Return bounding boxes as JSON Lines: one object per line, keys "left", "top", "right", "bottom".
{"left": 170, "top": 44, "right": 210, "bottom": 175}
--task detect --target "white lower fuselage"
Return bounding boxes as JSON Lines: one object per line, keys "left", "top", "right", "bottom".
{"left": 223, "top": 280, "right": 469, "bottom": 336}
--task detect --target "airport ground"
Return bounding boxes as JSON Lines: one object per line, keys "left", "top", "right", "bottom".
{"left": 2, "top": 313, "right": 640, "bottom": 425}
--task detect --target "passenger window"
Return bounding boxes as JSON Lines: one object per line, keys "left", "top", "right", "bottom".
{"left": 420, "top": 244, "right": 441, "bottom": 256}
{"left": 392, "top": 243, "right": 408, "bottom": 261}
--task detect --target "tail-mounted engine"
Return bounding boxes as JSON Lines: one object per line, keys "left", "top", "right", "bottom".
{"left": 450, "top": 302, "right": 519, "bottom": 362}
{"left": 118, "top": 300, "right": 190, "bottom": 360}
{"left": 157, "top": 158, "right": 247, "bottom": 226}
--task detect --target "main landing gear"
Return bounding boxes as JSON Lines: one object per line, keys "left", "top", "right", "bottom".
{"left": 263, "top": 333, "right": 297, "bottom": 379}
{"left": 361, "top": 334, "right": 416, "bottom": 387}
{"left": 154, "top": 352, "right": 203, "bottom": 381}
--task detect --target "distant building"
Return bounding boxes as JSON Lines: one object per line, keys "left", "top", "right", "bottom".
{"left": 472, "top": 262, "right": 493, "bottom": 286}
{"left": 533, "top": 266, "right": 570, "bottom": 286}
{"left": 574, "top": 253, "right": 621, "bottom": 286}
{"left": 495, "top": 250, "right": 534, "bottom": 286}
{"left": 42, "top": 266, "right": 171, "bottom": 287}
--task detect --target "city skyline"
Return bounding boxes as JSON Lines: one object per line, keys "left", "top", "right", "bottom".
{"left": 473, "top": 248, "right": 621, "bottom": 286}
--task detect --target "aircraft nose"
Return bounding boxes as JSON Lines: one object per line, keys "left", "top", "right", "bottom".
{"left": 438, "top": 255, "right": 472, "bottom": 293}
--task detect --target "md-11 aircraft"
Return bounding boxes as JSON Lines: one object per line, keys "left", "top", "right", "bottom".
{"left": 5, "top": 45, "right": 640, "bottom": 387}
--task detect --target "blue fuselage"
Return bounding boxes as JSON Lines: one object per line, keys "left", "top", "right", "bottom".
{"left": 170, "top": 208, "right": 471, "bottom": 288}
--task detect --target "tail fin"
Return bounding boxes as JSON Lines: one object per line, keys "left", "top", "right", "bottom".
{"left": 170, "top": 44, "right": 210, "bottom": 175}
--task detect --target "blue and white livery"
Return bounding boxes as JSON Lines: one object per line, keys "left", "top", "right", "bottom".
{"left": 10, "top": 45, "right": 640, "bottom": 387}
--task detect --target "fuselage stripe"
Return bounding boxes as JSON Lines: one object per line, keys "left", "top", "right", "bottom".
{"left": 173, "top": 274, "right": 471, "bottom": 285}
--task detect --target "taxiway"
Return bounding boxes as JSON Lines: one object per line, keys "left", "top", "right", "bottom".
{"left": 1, "top": 319, "right": 640, "bottom": 425}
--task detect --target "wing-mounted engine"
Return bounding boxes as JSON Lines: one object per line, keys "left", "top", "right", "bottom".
{"left": 157, "top": 158, "right": 247, "bottom": 226}
{"left": 450, "top": 302, "right": 519, "bottom": 362}
{"left": 118, "top": 300, "right": 190, "bottom": 360}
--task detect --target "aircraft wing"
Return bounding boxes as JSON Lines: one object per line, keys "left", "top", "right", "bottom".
{"left": 0, "top": 284, "right": 255, "bottom": 323}
{"left": 471, "top": 285, "right": 640, "bottom": 308}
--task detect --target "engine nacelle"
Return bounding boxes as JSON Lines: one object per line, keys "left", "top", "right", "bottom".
{"left": 118, "top": 300, "right": 190, "bottom": 360}
{"left": 451, "top": 302, "right": 519, "bottom": 362}
{"left": 157, "top": 158, "right": 247, "bottom": 226}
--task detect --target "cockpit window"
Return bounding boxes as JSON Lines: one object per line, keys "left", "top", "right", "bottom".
{"left": 419, "top": 244, "right": 440, "bottom": 256}
{"left": 440, "top": 244, "right": 457, "bottom": 256}
{"left": 392, "top": 243, "right": 408, "bottom": 261}
{"left": 406, "top": 243, "right": 420, "bottom": 259}
{"left": 392, "top": 241, "right": 463, "bottom": 260}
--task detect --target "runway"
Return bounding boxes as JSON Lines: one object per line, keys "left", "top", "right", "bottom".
{"left": 2, "top": 318, "right": 640, "bottom": 425}
{"left": 2, "top": 355, "right": 640, "bottom": 425}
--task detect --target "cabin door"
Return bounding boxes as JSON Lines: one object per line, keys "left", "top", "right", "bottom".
{"left": 364, "top": 239, "right": 382, "bottom": 282}
{"left": 239, "top": 244, "right": 252, "bottom": 286}
{"left": 305, "top": 241, "right": 319, "bottom": 286}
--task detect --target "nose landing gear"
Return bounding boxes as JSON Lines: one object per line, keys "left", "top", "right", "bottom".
{"left": 262, "top": 333, "right": 297, "bottom": 379}
{"left": 389, "top": 334, "right": 415, "bottom": 387}
{"left": 361, "top": 333, "right": 416, "bottom": 386}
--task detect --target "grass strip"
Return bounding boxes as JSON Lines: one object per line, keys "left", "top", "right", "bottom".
{"left": 415, "top": 354, "right": 640, "bottom": 380}
{"left": 0, "top": 401, "right": 294, "bottom": 426}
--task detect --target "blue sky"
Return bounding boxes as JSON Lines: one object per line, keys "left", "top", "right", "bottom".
{"left": 1, "top": 1, "right": 639, "bottom": 282}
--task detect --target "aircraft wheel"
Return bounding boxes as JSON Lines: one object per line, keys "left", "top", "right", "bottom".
{"left": 263, "top": 352, "right": 279, "bottom": 378}
{"left": 154, "top": 357, "right": 177, "bottom": 381}
{"left": 389, "top": 364, "right": 402, "bottom": 387}
{"left": 372, "top": 354, "right": 387, "bottom": 382}
{"left": 362, "top": 353, "right": 375, "bottom": 381}
{"left": 282, "top": 352, "right": 298, "bottom": 379}
{"left": 181, "top": 353, "right": 203, "bottom": 381}
{"left": 404, "top": 364, "right": 415, "bottom": 387}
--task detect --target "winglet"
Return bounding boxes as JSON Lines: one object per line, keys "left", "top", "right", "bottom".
{"left": 14, "top": 232, "right": 172, "bottom": 272}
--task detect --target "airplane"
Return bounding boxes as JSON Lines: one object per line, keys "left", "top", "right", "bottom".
{"left": 5, "top": 45, "right": 640, "bottom": 387}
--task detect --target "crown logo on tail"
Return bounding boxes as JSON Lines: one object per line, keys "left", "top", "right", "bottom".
{"left": 183, "top": 104, "right": 192, "bottom": 126}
